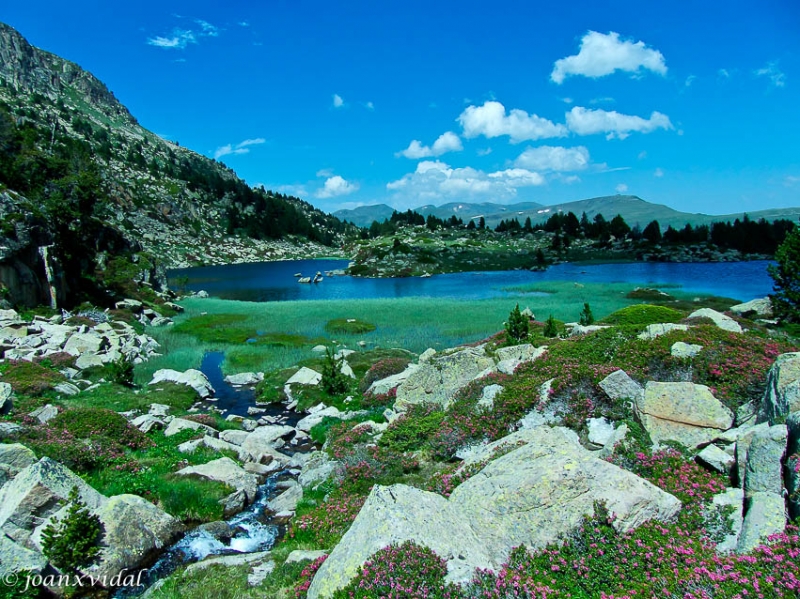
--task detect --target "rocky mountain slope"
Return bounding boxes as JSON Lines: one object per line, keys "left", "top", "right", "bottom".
{"left": 0, "top": 22, "right": 352, "bottom": 308}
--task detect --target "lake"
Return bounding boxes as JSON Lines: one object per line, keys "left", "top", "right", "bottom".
{"left": 168, "top": 259, "right": 775, "bottom": 303}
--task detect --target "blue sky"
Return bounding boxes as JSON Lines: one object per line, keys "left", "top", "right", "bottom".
{"left": 2, "top": 0, "right": 799, "bottom": 215}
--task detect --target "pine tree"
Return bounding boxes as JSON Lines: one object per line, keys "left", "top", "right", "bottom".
{"left": 543, "top": 314, "right": 559, "bottom": 338}
{"left": 41, "top": 486, "right": 103, "bottom": 572}
{"left": 769, "top": 226, "right": 800, "bottom": 323}
{"left": 579, "top": 302, "right": 595, "bottom": 326}
{"left": 505, "top": 303, "right": 529, "bottom": 343}
{"left": 321, "top": 347, "right": 349, "bottom": 395}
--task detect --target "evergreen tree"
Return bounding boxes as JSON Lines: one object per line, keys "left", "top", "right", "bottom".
{"left": 321, "top": 347, "right": 349, "bottom": 395}
{"left": 769, "top": 226, "right": 800, "bottom": 323}
{"left": 505, "top": 303, "right": 529, "bottom": 343}
{"left": 579, "top": 302, "right": 595, "bottom": 326}
{"left": 42, "top": 486, "right": 103, "bottom": 572}
{"left": 543, "top": 314, "right": 559, "bottom": 338}
{"left": 642, "top": 220, "right": 662, "bottom": 243}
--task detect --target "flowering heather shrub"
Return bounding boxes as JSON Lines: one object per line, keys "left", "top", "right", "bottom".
{"left": 360, "top": 386, "right": 396, "bottom": 409}
{"left": 33, "top": 351, "right": 77, "bottom": 369}
{"left": 359, "top": 357, "right": 411, "bottom": 394}
{"left": 600, "top": 304, "right": 684, "bottom": 326}
{"left": 330, "top": 541, "right": 461, "bottom": 599}
{"left": 380, "top": 404, "right": 445, "bottom": 453}
{"left": 23, "top": 425, "right": 137, "bottom": 472}
{"left": 290, "top": 491, "right": 367, "bottom": 548}
{"left": 294, "top": 555, "right": 328, "bottom": 598}
{"left": 425, "top": 460, "right": 487, "bottom": 497}
{"left": 48, "top": 408, "right": 152, "bottom": 450}
{"left": 0, "top": 359, "right": 66, "bottom": 396}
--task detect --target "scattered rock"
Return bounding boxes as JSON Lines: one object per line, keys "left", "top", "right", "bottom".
{"left": 696, "top": 444, "right": 735, "bottom": 475}
{"left": 599, "top": 370, "right": 644, "bottom": 403}
{"left": 494, "top": 344, "right": 546, "bottom": 375}
{"left": 149, "top": 369, "right": 215, "bottom": 399}
{"left": 0, "top": 382, "right": 13, "bottom": 413}
{"left": 29, "top": 404, "right": 58, "bottom": 424}
{"left": 164, "top": 417, "right": 218, "bottom": 438}
{"left": 296, "top": 406, "right": 343, "bottom": 432}
{"left": 286, "top": 367, "right": 322, "bottom": 386}
{"left": 730, "top": 298, "right": 772, "bottom": 318}
{"left": 367, "top": 364, "right": 419, "bottom": 396}
{"left": 743, "top": 425, "right": 787, "bottom": 498}
{"left": 130, "top": 414, "right": 164, "bottom": 434}
{"left": 737, "top": 492, "right": 786, "bottom": 554}
{"left": 54, "top": 381, "right": 81, "bottom": 396}
{"left": 286, "top": 549, "right": 328, "bottom": 564}
{"left": 687, "top": 308, "right": 743, "bottom": 333}
{"left": 224, "top": 372, "right": 264, "bottom": 386}
{"left": 267, "top": 480, "right": 302, "bottom": 515}
{"left": 671, "top": 342, "right": 703, "bottom": 359}
{"left": 587, "top": 417, "right": 615, "bottom": 448}
{"left": 637, "top": 323, "right": 689, "bottom": 340}
{"left": 177, "top": 457, "right": 258, "bottom": 504}
{"left": 711, "top": 488, "right": 744, "bottom": 553}
{"left": 0, "top": 443, "right": 37, "bottom": 476}
{"left": 476, "top": 384, "right": 504, "bottom": 411}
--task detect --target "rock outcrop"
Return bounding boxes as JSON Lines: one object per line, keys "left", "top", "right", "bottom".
{"left": 307, "top": 427, "right": 680, "bottom": 598}
{"left": 757, "top": 352, "right": 800, "bottom": 424}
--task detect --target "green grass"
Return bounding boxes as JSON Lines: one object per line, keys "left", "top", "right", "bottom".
{"left": 324, "top": 318, "right": 377, "bottom": 335}
{"left": 138, "top": 282, "right": 648, "bottom": 381}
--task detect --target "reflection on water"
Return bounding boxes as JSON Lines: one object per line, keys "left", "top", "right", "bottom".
{"left": 169, "top": 259, "right": 775, "bottom": 304}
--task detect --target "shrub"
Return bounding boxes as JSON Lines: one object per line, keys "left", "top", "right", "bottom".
{"left": 505, "top": 303, "right": 529, "bottom": 343}
{"left": 321, "top": 347, "right": 349, "bottom": 395}
{"left": 0, "top": 359, "right": 66, "bottom": 396}
{"left": 359, "top": 357, "right": 410, "bottom": 394}
{"left": 41, "top": 486, "right": 103, "bottom": 572}
{"left": 601, "top": 304, "right": 684, "bottom": 326}
{"left": 324, "top": 318, "right": 376, "bottom": 335}
{"left": 331, "top": 541, "right": 459, "bottom": 599}
{"left": 578, "top": 302, "right": 594, "bottom": 326}
{"left": 769, "top": 225, "right": 800, "bottom": 322}
{"left": 48, "top": 407, "right": 151, "bottom": 450}
{"left": 379, "top": 405, "right": 445, "bottom": 453}
{"left": 109, "top": 355, "right": 134, "bottom": 387}
{"left": 543, "top": 314, "right": 559, "bottom": 338}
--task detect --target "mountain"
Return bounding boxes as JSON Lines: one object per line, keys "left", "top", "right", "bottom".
{"left": 0, "top": 22, "right": 351, "bottom": 308}
{"left": 336, "top": 195, "right": 800, "bottom": 230}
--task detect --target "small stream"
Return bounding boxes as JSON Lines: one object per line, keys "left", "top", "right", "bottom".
{"left": 115, "top": 351, "right": 308, "bottom": 596}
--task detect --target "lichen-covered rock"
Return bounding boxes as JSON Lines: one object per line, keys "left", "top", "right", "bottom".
{"left": 638, "top": 323, "right": 688, "bottom": 340}
{"left": 299, "top": 451, "right": 338, "bottom": 489}
{"left": 394, "top": 346, "right": 495, "bottom": 411}
{"left": 241, "top": 426, "right": 295, "bottom": 463}
{"left": 476, "top": 384, "right": 504, "bottom": 411}
{"left": 494, "top": 344, "right": 546, "bottom": 375}
{"left": 0, "top": 534, "right": 47, "bottom": 578}
{"left": 687, "top": 308, "right": 743, "bottom": 333}
{"left": 587, "top": 417, "right": 615, "bottom": 447}
{"left": 296, "top": 406, "right": 343, "bottom": 432}
{"left": 267, "top": 481, "right": 302, "bottom": 515}
{"left": 0, "top": 382, "right": 13, "bottom": 413}
{"left": 638, "top": 382, "right": 734, "bottom": 448}
{"left": 224, "top": 372, "right": 264, "bottom": 386}
{"left": 696, "top": 444, "right": 735, "bottom": 475}
{"left": 743, "top": 424, "right": 787, "bottom": 498}
{"left": 307, "top": 427, "right": 680, "bottom": 598}
{"left": 757, "top": 352, "right": 800, "bottom": 424}
{"left": 0, "top": 443, "right": 37, "bottom": 477}
{"left": 366, "top": 364, "right": 419, "bottom": 396}
{"left": 164, "top": 417, "right": 218, "bottom": 438}
{"left": 177, "top": 457, "right": 258, "bottom": 504}
{"left": 599, "top": 369, "right": 644, "bottom": 403}
{"left": 671, "top": 342, "right": 703, "bottom": 359}
{"left": 737, "top": 492, "right": 786, "bottom": 554}
{"left": 710, "top": 488, "right": 744, "bottom": 553}
{"left": 730, "top": 297, "right": 772, "bottom": 318}
{"left": 286, "top": 367, "right": 322, "bottom": 386}
{"left": 788, "top": 413, "right": 800, "bottom": 520}
{"left": 149, "top": 368, "right": 215, "bottom": 398}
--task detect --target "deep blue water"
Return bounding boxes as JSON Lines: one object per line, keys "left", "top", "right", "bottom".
{"left": 169, "top": 259, "right": 775, "bottom": 303}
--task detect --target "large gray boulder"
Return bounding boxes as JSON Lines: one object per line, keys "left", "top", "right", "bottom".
{"left": 0, "top": 458, "right": 179, "bottom": 581}
{"left": 0, "top": 382, "right": 13, "bottom": 413}
{"left": 730, "top": 298, "right": 773, "bottom": 318}
{"left": 307, "top": 427, "right": 680, "bottom": 598}
{"left": 286, "top": 367, "right": 322, "bottom": 386}
{"left": 687, "top": 308, "right": 743, "bottom": 333}
{"left": 788, "top": 413, "right": 800, "bottom": 520}
{"left": 0, "top": 534, "right": 48, "bottom": 578}
{"left": 737, "top": 492, "right": 787, "bottom": 554}
{"left": 637, "top": 382, "right": 734, "bottom": 448}
{"left": 63, "top": 331, "right": 106, "bottom": 356}
{"left": 241, "top": 426, "right": 295, "bottom": 464}
{"left": 757, "top": 352, "right": 800, "bottom": 424}
{"left": 299, "top": 451, "right": 338, "bottom": 489}
{"left": 710, "top": 488, "right": 744, "bottom": 553}
{"left": 743, "top": 425, "right": 787, "bottom": 498}
{"left": 149, "top": 368, "right": 215, "bottom": 399}
{"left": 164, "top": 417, "right": 218, "bottom": 438}
{"left": 267, "top": 481, "right": 302, "bottom": 516}
{"left": 638, "top": 323, "right": 688, "bottom": 340}
{"left": 296, "top": 406, "right": 344, "bottom": 433}
{"left": 177, "top": 457, "right": 258, "bottom": 504}
{"left": 366, "top": 364, "right": 419, "bottom": 396}
{"left": 394, "top": 346, "right": 495, "bottom": 411}
{"left": 0, "top": 443, "right": 37, "bottom": 477}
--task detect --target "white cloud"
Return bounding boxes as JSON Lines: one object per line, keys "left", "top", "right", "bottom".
{"left": 718, "top": 68, "right": 731, "bottom": 79}
{"left": 784, "top": 176, "right": 800, "bottom": 187}
{"left": 458, "top": 100, "right": 568, "bottom": 143}
{"left": 148, "top": 29, "right": 196, "bottom": 49}
{"left": 566, "top": 106, "right": 673, "bottom": 140}
{"left": 214, "top": 137, "right": 266, "bottom": 160}
{"left": 195, "top": 20, "right": 219, "bottom": 37}
{"left": 396, "top": 131, "right": 463, "bottom": 159}
{"left": 316, "top": 168, "right": 334, "bottom": 177}
{"left": 755, "top": 61, "right": 786, "bottom": 88}
{"left": 561, "top": 97, "right": 574, "bottom": 104}
{"left": 316, "top": 175, "right": 359, "bottom": 198}
{"left": 514, "top": 146, "right": 590, "bottom": 172}
{"left": 551, "top": 31, "right": 667, "bottom": 84}
{"left": 654, "top": 167, "right": 664, "bottom": 178}
{"left": 365, "top": 101, "right": 375, "bottom": 110}
{"left": 615, "top": 183, "right": 629, "bottom": 193}
{"left": 148, "top": 19, "right": 218, "bottom": 49}
{"left": 332, "top": 94, "right": 344, "bottom": 108}
{"left": 476, "top": 148, "right": 493, "bottom": 156}
{"left": 386, "top": 160, "right": 544, "bottom": 207}
{"left": 637, "top": 151, "right": 647, "bottom": 160}
{"left": 238, "top": 21, "right": 250, "bottom": 27}
{"left": 685, "top": 75, "right": 697, "bottom": 87}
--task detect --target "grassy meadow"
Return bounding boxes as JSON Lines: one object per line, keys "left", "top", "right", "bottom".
{"left": 134, "top": 281, "right": 688, "bottom": 382}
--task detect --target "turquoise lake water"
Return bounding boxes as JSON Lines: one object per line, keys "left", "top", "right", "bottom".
{"left": 169, "top": 259, "right": 775, "bottom": 304}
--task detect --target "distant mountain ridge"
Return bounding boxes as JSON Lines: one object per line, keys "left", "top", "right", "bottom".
{"left": 335, "top": 195, "right": 800, "bottom": 230}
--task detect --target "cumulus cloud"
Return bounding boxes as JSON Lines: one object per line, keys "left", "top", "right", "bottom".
{"left": 316, "top": 175, "right": 359, "bottom": 198}
{"left": 332, "top": 94, "right": 344, "bottom": 108}
{"left": 396, "top": 131, "right": 463, "bottom": 159}
{"left": 654, "top": 167, "right": 664, "bottom": 178}
{"left": 458, "top": 101, "right": 568, "bottom": 143}
{"left": 514, "top": 146, "right": 590, "bottom": 172}
{"left": 551, "top": 31, "right": 667, "bottom": 84}
{"left": 755, "top": 61, "right": 786, "bottom": 88}
{"left": 365, "top": 101, "right": 375, "bottom": 110}
{"left": 615, "top": 183, "right": 629, "bottom": 193}
{"left": 214, "top": 137, "right": 266, "bottom": 160}
{"left": 566, "top": 106, "right": 673, "bottom": 140}
{"left": 386, "top": 160, "right": 544, "bottom": 206}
